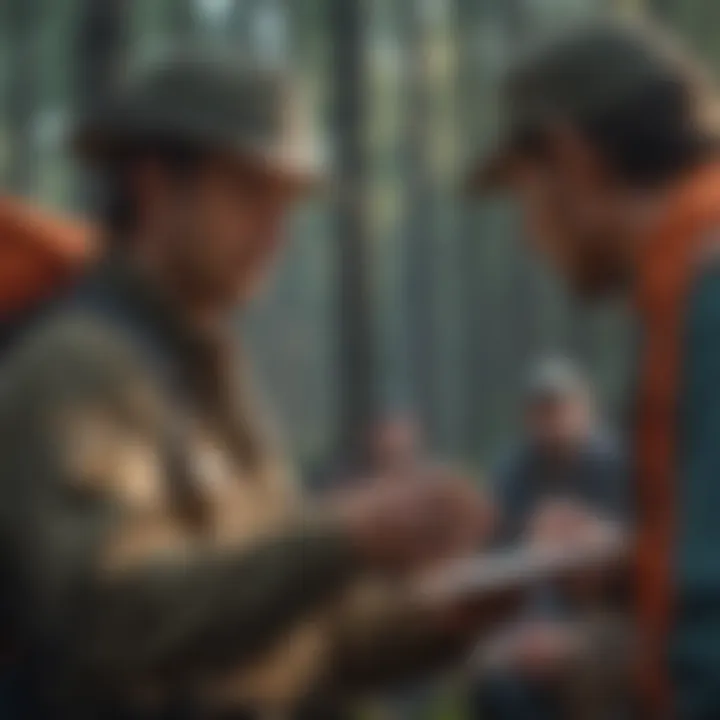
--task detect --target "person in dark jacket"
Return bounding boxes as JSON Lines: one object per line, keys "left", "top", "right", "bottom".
{"left": 494, "top": 358, "right": 626, "bottom": 546}
{"left": 472, "top": 357, "right": 626, "bottom": 720}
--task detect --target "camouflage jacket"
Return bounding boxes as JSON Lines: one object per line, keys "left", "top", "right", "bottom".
{"left": 0, "top": 259, "right": 461, "bottom": 718}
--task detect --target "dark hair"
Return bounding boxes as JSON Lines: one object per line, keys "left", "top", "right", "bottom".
{"left": 523, "top": 77, "right": 715, "bottom": 189}
{"left": 98, "top": 138, "right": 204, "bottom": 238}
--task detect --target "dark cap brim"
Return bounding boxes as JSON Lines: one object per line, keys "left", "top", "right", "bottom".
{"left": 245, "top": 148, "right": 329, "bottom": 195}
{"left": 71, "top": 121, "right": 328, "bottom": 196}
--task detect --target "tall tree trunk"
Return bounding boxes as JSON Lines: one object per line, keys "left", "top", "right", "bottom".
{"left": 329, "top": 0, "right": 376, "bottom": 470}
{"left": 400, "top": 0, "right": 439, "bottom": 447}
{"left": 454, "top": 0, "right": 515, "bottom": 459}
{"left": 168, "top": 0, "right": 196, "bottom": 41}
{"left": 75, "top": 0, "right": 130, "bottom": 112}
{"left": 615, "top": 0, "right": 653, "bottom": 17}
{"left": 454, "top": 0, "right": 479, "bottom": 459}
{"left": 73, "top": 0, "right": 130, "bottom": 208}
{"left": 230, "top": 0, "right": 262, "bottom": 50}
{"left": 6, "top": 0, "right": 42, "bottom": 193}
{"left": 504, "top": 0, "right": 543, "bottom": 363}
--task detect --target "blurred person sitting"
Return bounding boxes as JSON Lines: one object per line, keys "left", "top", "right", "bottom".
{"left": 313, "top": 412, "right": 428, "bottom": 495}
{"left": 472, "top": 357, "right": 628, "bottom": 720}
{"left": 367, "top": 412, "right": 425, "bottom": 484}
{"left": 494, "top": 358, "right": 626, "bottom": 546}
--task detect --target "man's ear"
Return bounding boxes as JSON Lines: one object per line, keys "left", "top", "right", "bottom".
{"left": 548, "top": 123, "right": 609, "bottom": 193}
{"left": 129, "top": 161, "right": 157, "bottom": 229}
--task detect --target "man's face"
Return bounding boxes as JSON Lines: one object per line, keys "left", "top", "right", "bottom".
{"left": 143, "top": 154, "right": 304, "bottom": 307}
{"left": 369, "top": 417, "right": 422, "bottom": 478}
{"left": 507, "top": 129, "right": 629, "bottom": 298}
{"left": 525, "top": 394, "right": 592, "bottom": 456}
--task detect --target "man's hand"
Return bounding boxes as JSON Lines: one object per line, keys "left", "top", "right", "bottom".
{"left": 331, "top": 475, "right": 494, "bottom": 574}
{"left": 526, "top": 498, "right": 626, "bottom": 603}
{"left": 527, "top": 498, "right": 622, "bottom": 551}
{"left": 508, "top": 621, "right": 583, "bottom": 680}
{"left": 476, "top": 621, "right": 584, "bottom": 681}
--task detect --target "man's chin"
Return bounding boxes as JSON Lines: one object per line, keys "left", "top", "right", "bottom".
{"left": 570, "top": 270, "right": 627, "bottom": 302}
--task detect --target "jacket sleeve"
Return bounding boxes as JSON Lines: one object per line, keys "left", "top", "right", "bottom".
{"left": 0, "top": 317, "right": 358, "bottom": 692}
{"left": 320, "top": 583, "right": 472, "bottom": 696}
{"left": 677, "top": 266, "right": 720, "bottom": 611}
{"left": 320, "top": 569, "right": 535, "bottom": 699}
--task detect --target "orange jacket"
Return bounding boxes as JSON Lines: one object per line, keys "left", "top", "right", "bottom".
{"left": 634, "top": 162, "right": 720, "bottom": 717}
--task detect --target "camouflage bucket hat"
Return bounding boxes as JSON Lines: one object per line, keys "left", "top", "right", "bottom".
{"left": 72, "top": 51, "right": 327, "bottom": 192}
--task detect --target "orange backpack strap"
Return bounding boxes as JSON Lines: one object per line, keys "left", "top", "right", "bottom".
{"left": 634, "top": 163, "right": 720, "bottom": 717}
{"left": 0, "top": 196, "right": 95, "bottom": 319}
